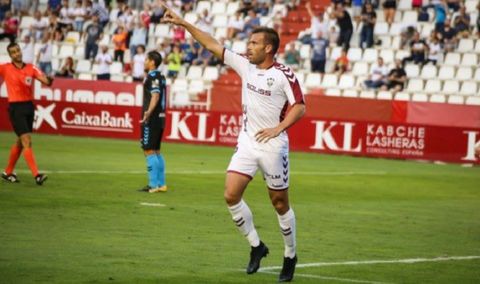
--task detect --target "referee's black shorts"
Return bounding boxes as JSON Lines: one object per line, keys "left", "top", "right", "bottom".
{"left": 8, "top": 101, "right": 35, "bottom": 136}
{"left": 141, "top": 117, "right": 165, "bottom": 151}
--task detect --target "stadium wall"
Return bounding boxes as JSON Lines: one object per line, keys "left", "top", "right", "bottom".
{"left": 0, "top": 79, "right": 478, "bottom": 164}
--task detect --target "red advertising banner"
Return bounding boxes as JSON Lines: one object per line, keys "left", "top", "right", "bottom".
{"left": 1, "top": 79, "right": 478, "bottom": 164}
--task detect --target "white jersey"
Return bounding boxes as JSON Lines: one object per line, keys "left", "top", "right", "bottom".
{"left": 223, "top": 49, "right": 304, "bottom": 153}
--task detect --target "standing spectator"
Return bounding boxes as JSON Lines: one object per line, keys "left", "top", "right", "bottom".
{"left": 172, "top": 26, "right": 185, "bottom": 43}
{"left": 193, "top": 46, "right": 213, "bottom": 67}
{"left": 452, "top": 5, "right": 471, "bottom": 38}
{"left": 426, "top": 34, "right": 442, "bottom": 65}
{"left": 58, "top": 0, "right": 74, "bottom": 31}
{"left": 73, "top": 0, "right": 86, "bottom": 33}
{"left": 238, "top": 10, "right": 260, "bottom": 40}
{"left": 37, "top": 33, "right": 53, "bottom": 76}
{"left": 383, "top": 0, "right": 397, "bottom": 25}
{"left": 0, "top": 12, "right": 19, "bottom": 43}
{"left": 91, "top": 0, "right": 109, "bottom": 28}
{"left": 382, "top": 59, "right": 407, "bottom": 94}
{"left": 48, "top": 0, "right": 62, "bottom": 12}
{"left": 402, "top": 32, "right": 428, "bottom": 65}
{"left": 334, "top": 48, "right": 350, "bottom": 75}
{"left": 334, "top": 4, "right": 353, "bottom": 50}
{"left": 352, "top": 0, "right": 363, "bottom": 25}
{"left": 129, "top": 21, "right": 147, "bottom": 59}
{"left": 55, "top": 56, "right": 75, "bottom": 78}
{"left": 196, "top": 9, "right": 213, "bottom": 34}
{"left": 118, "top": 5, "right": 135, "bottom": 28}
{"left": 310, "top": 31, "right": 329, "bottom": 74}
{"left": 167, "top": 45, "right": 182, "bottom": 78}
{"left": 283, "top": 43, "right": 301, "bottom": 70}
{"left": 21, "top": 36, "right": 35, "bottom": 64}
{"left": 359, "top": 3, "right": 376, "bottom": 49}
{"left": 30, "top": 11, "right": 49, "bottom": 42}
{"left": 83, "top": 15, "right": 103, "bottom": 60}
{"left": 306, "top": 2, "right": 329, "bottom": 41}
{"left": 139, "top": 3, "right": 151, "bottom": 28}
{"left": 0, "top": 0, "right": 9, "bottom": 22}
{"left": 227, "top": 11, "right": 245, "bottom": 40}
{"left": 132, "top": 44, "right": 146, "bottom": 82}
{"left": 447, "top": 0, "right": 460, "bottom": 12}
{"left": 439, "top": 21, "right": 457, "bottom": 52}
{"left": 95, "top": 45, "right": 112, "bottom": 80}
{"left": 113, "top": 25, "right": 128, "bottom": 63}
{"left": 364, "top": 57, "right": 388, "bottom": 89}
{"left": 434, "top": 0, "right": 448, "bottom": 32}
{"left": 181, "top": 38, "right": 199, "bottom": 64}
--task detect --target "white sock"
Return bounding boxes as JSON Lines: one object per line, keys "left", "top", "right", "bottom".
{"left": 277, "top": 208, "right": 296, "bottom": 258}
{"left": 228, "top": 199, "right": 260, "bottom": 247}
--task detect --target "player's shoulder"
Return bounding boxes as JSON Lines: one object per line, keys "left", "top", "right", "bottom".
{"left": 272, "top": 62, "right": 297, "bottom": 83}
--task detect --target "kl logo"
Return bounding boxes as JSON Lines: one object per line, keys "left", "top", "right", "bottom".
{"left": 167, "top": 111, "right": 216, "bottom": 142}
{"left": 462, "top": 131, "right": 480, "bottom": 161}
{"left": 310, "top": 121, "right": 361, "bottom": 152}
{"left": 34, "top": 104, "right": 57, "bottom": 130}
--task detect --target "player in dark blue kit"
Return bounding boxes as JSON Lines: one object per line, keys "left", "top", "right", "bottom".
{"left": 139, "top": 51, "right": 168, "bottom": 193}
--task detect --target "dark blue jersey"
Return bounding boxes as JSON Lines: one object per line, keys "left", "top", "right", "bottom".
{"left": 143, "top": 70, "right": 167, "bottom": 119}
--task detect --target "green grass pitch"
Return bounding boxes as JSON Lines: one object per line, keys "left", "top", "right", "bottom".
{"left": 1, "top": 132, "right": 479, "bottom": 283}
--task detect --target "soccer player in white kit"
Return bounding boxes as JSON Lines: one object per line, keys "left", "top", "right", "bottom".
{"left": 161, "top": 4, "right": 306, "bottom": 282}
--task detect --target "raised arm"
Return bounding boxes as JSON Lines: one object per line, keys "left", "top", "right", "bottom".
{"left": 161, "top": 2, "right": 223, "bottom": 59}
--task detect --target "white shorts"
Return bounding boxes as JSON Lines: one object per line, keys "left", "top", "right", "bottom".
{"left": 227, "top": 144, "right": 289, "bottom": 190}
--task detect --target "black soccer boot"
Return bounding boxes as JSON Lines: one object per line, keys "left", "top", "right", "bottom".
{"left": 278, "top": 255, "right": 297, "bottom": 282}
{"left": 246, "top": 241, "right": 269, "bottom": 274}
{"left": 2, "top": 172, "right": 20, "bottom": 183}
{"left": 138, "top": 185, "right": 153, "bottom": 192}
{"left": 35, "top": 174, "right": 48, "bottom": 185}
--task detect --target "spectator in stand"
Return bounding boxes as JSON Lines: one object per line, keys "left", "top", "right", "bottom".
{"left": 477, "top": 2, "right": 480, "bottom": 38}
{"left": 30, "top": 10, "right": 49, "bottom": 42}
{"left": 237, "top": 10, "right": 260, "bottom": 40}
{"left": 150, "top": 2, "right": 165, "bottom": 24}
{"left": 181, "top": 38, "right": 199, "bottom": 64}
{"left": 129, "top": 21, "right": 147, "bottom": 59}
{"left": 400, "top": 25, "right": 417, "bottom": 49}
{"left": 446, "top": 0, "right": 460, "bottom": 12}
{"left": 129, "top": 0, "right": 143, "bottom": 11}
{"left": 333, "top": 3, "right": 353, "bottom": 50}
{"left": 310, "top": 31, "right": 329, "bottom": 74}
{"left": 383, "top": 0, "right": 397, "bottom": 25}
{"left": 0, "top": 0, "right": 10, "bottom": 22}
{"left": 83, "top": 15, "right": 103, "bottom": 60}
{"left": 0, "top": 12, "right": 19, "bottom": 43}
{"left": 412, "top": 0, "right": 422, "bottom": 10}
{"left": 37, "top": 33, "right": 53, "bottom": 76}
{"left": 91, "top": 0, "right": 109, "bottom": 28}
{"left": 21, "top": 36, "right": 35, "bottom": 65}
{"left": 73, "top": 0, "right": 86, "bottom": 33}
{"left": 434, "top": 0, "right": 448, "bottom": 32}
{"left": 53, "top": 27, "right": 64, "bottom": 42}
{"left": 118, "top": 5, "right": 135, "bottom": 29}
{"left": 382, "top": 59, "right": 407, "bottom": 93}
{"left": 55, "top": 56, "right": 75, "bottom": 78}
{"left": 95, "top": 45, "right": 112, "bottom": 80}
{"left": 139, "top": 3, "right": 151, "bottom": 28}
{"left": 352, "top": 0, "right": 363, "bottom": 25}
{"left": 329, "top": 26, "right": 339, "bottom": 45}
{"left": 196, "top": 9, "right": 213, "bottom": 34}
{"left": 364, "top": 57, "right": 389, "bottom": 89}
{"left": 359, "top": 2, "right": 376, "bottom": 49}
{"left": 156, "top": 39, "right": 172, "bottom": 65}
{"left": 426, "top": 33, "right": 442, "bottom": 65}
{"left": 181, "top": 0, "right": 194, "bottom": 13}
{"left": 193, "top": 46, "right": 214, "bottom": 67}
{"left": 48, "top": 0, "right": 62, "bottom": 13}
{"left": 402, "top": 32, "right": 428, "bottom": 66}
{"left": 58, "top": 0, "right": 74, "bottom": 32}
{"left": 306, "top": 2, "right": 329, "bottom": 42}
{"left": 12, "top": 0, "right": 31, "bottom": 16}
{"left": 439, "top": 21, "right": 457, "bottom": 52}
{"left": 132, "top": 44, "right": 146, "bottom": 82}
{"left": 167, "top": 45, "right": 182, "bottom": 78}
{"left": 227, "top": 11, "right": 245, "bottom": 40}
{"left": 113, "top": 25, "right": 128, "bottom": 63}
{"left": 452, "top": 5, "right": 471, "bottom": 38}
{"left": 283, "top": 43, "right": 301, "bottom": 70}
{"left": 334, "top": 48, "right": 350, "bottom": 75}
{"left": 172, "top": 26, "right": 186, "bottom": 43}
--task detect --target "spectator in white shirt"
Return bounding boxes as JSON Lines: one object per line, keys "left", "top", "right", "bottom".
{"left": 21, "top": 35, "right": 35, "bottom": 64}
{"left": 426, "top": 34, "right": 442, "bottom": 65}
{"left": 227, "top": 11, "right": 245, "bottom": 40}
{"left": 37, "top": 33, "right": 53, "bottom": 75}
{"left": 95, "top": 45, "right": 112, "bottom": 80}
{"left": 196, "top": 9, "right": 213, "bottom": 34}
{"left": 58, "top": 0, "right": 75, "bottom": 30}
{"left": 364, "top": 57, "right": 389, "bottom": 89}
{"left": 132, "top": 45, "right": 146, "bottom": 82}
{"left": 30, "top": 11, "right": 49, "bottom": 42}
{"left": 306, "top": 1, "right": 329, "bottom": 40}
{"left": 129, "top": 21, "right": 147, "bottom": 59}
{"left": 73, "top": 0, "right": 86, "bottom": 32}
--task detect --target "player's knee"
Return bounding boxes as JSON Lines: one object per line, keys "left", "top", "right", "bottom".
{"left": 224, "top": 190, "right": 240, "bottom": 206}
{"left": 270, "top": 195, "right": 289, "bottom": 213}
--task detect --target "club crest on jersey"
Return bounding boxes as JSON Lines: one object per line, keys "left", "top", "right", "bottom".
{"left": 267, "top": 78, "right": 274, "bottom": 87}
{"left": 152, "top": 79, "right": 159, "bottom": 88}
{"left": 25, "top": 77, "right": 33, "bottom": 86}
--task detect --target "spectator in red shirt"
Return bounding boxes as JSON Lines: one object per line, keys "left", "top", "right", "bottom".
{"left": 0, "top": 12, "right": 19, "bottom": 43}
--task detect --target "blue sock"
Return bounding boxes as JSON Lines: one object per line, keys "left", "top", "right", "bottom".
{"left": 156, "top": 153, "right": 166, "bottom": 186}
{"left": 146, "top": 154, "right": 159, "bottom": 188}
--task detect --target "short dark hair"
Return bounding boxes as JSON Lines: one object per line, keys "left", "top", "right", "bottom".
{"left": 7, "top": 42, "right": 19, "bottom": 54}
{"left": 251, "top": 27, "right": 280, "bottom": 55}
{"left": 147, "top": 51, "right": 162, "bottom": 68}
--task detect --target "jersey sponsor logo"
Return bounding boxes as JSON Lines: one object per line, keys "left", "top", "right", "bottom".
{"left": 247, "top": 82, "right": 271, "bottom": 96}
{"left": 34, "top": 103, "right": 58, "bottom": 130}
{"left": 25, "top": 77, "right": 33, "bottom": 86}
{"left": 462, "top": 131, "right": 480, "bottom": 161}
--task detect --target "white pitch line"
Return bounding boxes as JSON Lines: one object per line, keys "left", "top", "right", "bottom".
{"left": 259, "top": 256, "right": 480, "bottom": 271}
{"left": 259, "top": 271, "right": 389, "bottom": 284}
{"left": 140, "top": 202, "right": 166, "bottom": 207}
{"left": 14, "top": 169, "right": 387, "bottom": 175}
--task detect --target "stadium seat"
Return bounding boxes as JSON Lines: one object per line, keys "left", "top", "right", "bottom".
{"left": 299, "top": 44, "right": 311, "bottom": 60}
{"left": 438, "top": 66, "right": 455, "bottom": 80}
{"left": 0, "top": 54, "right": 10, "bottom": 63}
{"left": 186, "top": 66, "right": 203, "bottom": 80}
{"left": 389, "top": 23, "right": 403, "bottom": 36}
{"left": 411, "top": 93, "right": 428, "bottom": 102}
{"left": 321, "top": 74, "right": 339, "bottom": 89}
{"left": 379, "top": 49, "right": 394, "bottom": 64}
{"left": 461, "top": 53, "right": 478, "bottom": 67}
{"left": 211, "top": 2, "right": 226, "bottom": 15}
{"left": 184, "top": 12, "right": 198, "bottom": 24}
{"left": 475, "top": 39, "right": 480, "bottom": 54}
{"left": 98, "top": 35, "right": 110, "bottom": 47}
{"left": 213, "top": 15, "right": 228, "bottom": 28}
{"left": 226, "top": 2, "right": 240, "bottom": 15}
{"left": 429, "top": 94, "right": 446, "bottom": 103}
{"left": 395, "top": 49, "right": 409, "bottom": 60}
{"left": 420, "top": 23, "right": 435, "bottom": 38}
{"left": 352, "top": 62, "right": 369, "bottom": 76}
{"left": 75, "top": 59, "right": 91, "bottom": 73}
{"left": 442, "top": 80, "right": 460, "bottom": 94}
{"left": 338, "top": 74, "right": 355, "bottom": 89}
{"left": 65, "top": 32, "right": 81, "bottom": 44}
{"left": 347, "top": 47, "right": 362, "bottom": 62}
{"left": 305, "top": 73, "right": 321, "bottom": 89}
{"left": 330, "top": 47, "right": 342, "bottom": 61}
{"left": 214, "top": 27, "right": 227, "bottom": 38}
{"left": 188, "top": 79, "right": 205, "bottom": 95}
{"left": 402, "top": 11, "right": 417, "bottom": 23}
{"left": 203, "top": 66, "right": 219, "bottom": 81}
{"left": 407, "top": 79, "right": 424, "bottom": 93}
{"left": 394, "top": 92, "right": 410, "bottom": 101}
{"left": 74, "top": 46, "right": 85, "bottom": 59}
{"left": 171, "top": 92, "right": 191, "bottom": 107}
{"left": 362, "top": 48, "right": 378, "bottom": 63}
{"left": 377, "top": 91, "right": 393, "bottom": 100}
{"left": 58, "top": 45, "right": 74, "bottom": 59}
{"left": 398, "top": 0, "right": 412, "bottom": 10}
{"left": 195, "top": 1, "right": 211, "bottom": 14}
{"left": 378, "top": 36, "right": 392, "bottom": 49}
{"left": 425, "top": 79, "right": 442, "bottom": 94}
{"left": 155, "top": 24, "right": 170, "bottom": 38}
{"left": 342, "top": 89, "right": 358, "bottom": 98}
{"left": 232, "top": 41, "right": 246, "bottom": 54}
{"left": 391, "top": 36, "right": 401, "bottom": 49}
{"left": 474, "top": 68, "right": 480, "bottom": 81}
{"left": 456, "top": 67, "right": 473, "bottom": 81}
{"left": 465, "top": 0, "right": 477, "bottom": 13}
{"left": 78, "top": 73, "right": 94, "bottom": 80}
{"left": 447, "top": 95, "right": 464, "bottom": 104}
{"left": 459, "top": 81, "right": 477, "bottom": 96}
{"left": 110, "top": 74, "right": 124, "bottom": 82}
{"left": 374, "top": 22, "right": 389, "bottom": 36}
{"left": 405, "top": 64, "right": 420, "bottom": 78}
{"left": 20, "top": 16, "right": 34, "bottom": 29}
{"left": 465, "top": 96, "right": 480, "bottom": 105}
{"left": 109, "top": 62, "right": 123, "bottom": 74}
{"left": 359, "top": 90, "right": 376, "bottom": 99}
{"left": 325, "top": 88, "right": 341, "bottom": 96}
{"left": 420, "top": 65, "right": 437, "bottom": 80}
{"left": 295, "top": 72, "right": 305, "bottom": 86}
{"left": 458, "top": 39, "right": 474, "bottom": 53}
{"left": 444, "top": 53, "right": 461, "bottom": 66}
{"left": 52, "top": 58, "right": 60, "bottom": 71}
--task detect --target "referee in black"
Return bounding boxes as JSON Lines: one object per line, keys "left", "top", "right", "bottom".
{"left": 139, "top": 51, "right": 168, "bottom": 193}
